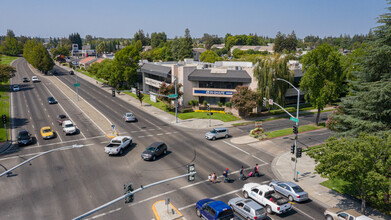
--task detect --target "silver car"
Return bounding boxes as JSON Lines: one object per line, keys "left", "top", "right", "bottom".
{"left": 228, "top": 197, "right": 267, "bottom": 220}
{"left": 205, "top": 127, "right": 229, "bottom": 140}
{"left": 123, "top": 112, "right": 136, "bottom": 122}
{"left": 269, "top": 181, "right": 309, "bottom": 202}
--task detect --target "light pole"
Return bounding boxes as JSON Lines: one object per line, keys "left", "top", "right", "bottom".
{"left": 174, "top": 76, "right": 178, "bottom": 123}
{"left": 276, "top": 78, "right": 300, "bottom": 181}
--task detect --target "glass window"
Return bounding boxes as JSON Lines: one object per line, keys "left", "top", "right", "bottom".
{"left": 243, "top": 206, "right": 251, "bottom": 213}
{"left": 337, "top": 213, "right": 349, "bottom": 219}
{"left": 292, "top": 185, "right": 304, "bottom": 193}
{"left": 251, "top": 188, "right": 259, "bottom": 193}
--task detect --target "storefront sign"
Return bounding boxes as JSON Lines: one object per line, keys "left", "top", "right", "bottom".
{"left": 194, "top": 89, "right": 234, "bottom": 96}
{"left": 145, "top": 77, "right": 163, "bottom": 88}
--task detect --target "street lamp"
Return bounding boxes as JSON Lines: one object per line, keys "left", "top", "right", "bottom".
{"left": 276, "top": 78, "right": 300, "bottom": 182}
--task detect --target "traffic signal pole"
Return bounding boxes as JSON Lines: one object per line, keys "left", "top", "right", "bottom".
{"left": 293, "top": 87, "right": 300, "bottom": 182}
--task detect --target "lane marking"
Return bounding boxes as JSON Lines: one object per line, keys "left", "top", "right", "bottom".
{"left": 157, "top": 134, "right": 163, "bottom": 136}
{"left": 292, "top": 207, "right": 316, "bottom": 220}
{"left": 223, "top": 140, "right": 269, "bottom": 165}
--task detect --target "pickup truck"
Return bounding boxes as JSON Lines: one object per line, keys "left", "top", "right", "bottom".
{"left": 242, "top": 183, "right": 292, "bottom": 215}
{"left": 104, "top": 136, "right": 132, "bottom": 155}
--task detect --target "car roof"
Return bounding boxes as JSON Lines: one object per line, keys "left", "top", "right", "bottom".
{"left": 112, "top": 136, "right": 131, "bottom": 140}
{"left": 18, "top": 129, "right": 29, "bottom": 134}
{"left": 244, "top": 199, "right": 264, "bottom": 209}
{"left": 149, "top": 142, "right": 165, "bottom": 148}
{"left": 344, "top": 209, "right": 367, "bottom": 218}
{"left": 208, "top": 200, "right": 231, "bottom": 211}
{"left": 63, "top": 120, "right": 73, "bottom": 125}
{"left": 125, "top": 112, "right": 133, "bottom": 115}
{"left": 214, "top": 127, "right": 228, "bottom": 131}
{"left": 284, "top": 182, "right": 299, "bottom": 187}
{"left": 41, "top": 126, "right": 51, "bottom": 130}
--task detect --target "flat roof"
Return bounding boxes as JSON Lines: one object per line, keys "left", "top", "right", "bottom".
{"left": 188, "top": 69, "right": 251, "bottom": 83}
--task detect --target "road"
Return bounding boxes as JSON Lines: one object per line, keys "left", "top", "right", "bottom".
{"left": 0, "top": 59, "right": 328, "bottom": 220}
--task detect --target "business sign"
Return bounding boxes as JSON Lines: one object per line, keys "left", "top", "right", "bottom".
{"left": 72, "top": 44, "right": 79, "bottom": 52}
{"left": 145, "top": 77, "right": 163, "bottom": 88}
{"left": 131, "top": 87, "right": 137, "bottom": 94}
{"left": 150, "top": 94, "right": 157, "bottom": 103}
{"left": 194, "top": 89, "right": 234, "bottom": 96}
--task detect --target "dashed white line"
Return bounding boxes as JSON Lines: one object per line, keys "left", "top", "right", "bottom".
{"left": 148, "top": 129, "right": 155, "bottom": 131}
{"left": 139, "top": 136, "right": 144, "bottom": 138}
{"left": 147, "top": 134, "right": 153, "bottom": 137}
{"left": 157, "top": 133, "right": 163, "bottom": 136}
{"left": 293, "top": 207, "right": 316, "bottom": 220}
{"left": 165, "top": 132, "right": 171, "bottom": 135}
{"left": 223, "top": 140, "right": 269, "bottom": 165}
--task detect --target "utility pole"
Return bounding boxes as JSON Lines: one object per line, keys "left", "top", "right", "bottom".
{"left": 174, "top": 76, "right": 178, "bottom": 123}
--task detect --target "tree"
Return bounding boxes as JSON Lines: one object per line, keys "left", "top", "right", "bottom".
{"left": 133, "top": 29, "right": 150, "bottom": 46}
{"left": 69, "top": 33, "right": 82, "bottom": 49}
{"left": 23, "top": 39, "right": 54, "bottom": 73}
{"left": 0, "top": 65, "right": 16, "bottom": 82}
{"left": 178, "top": 28, "right": 193, "bottom": 60}
{"left": 202, "top": 33, "right": 222, "bottom": 50}
{"left": 151, "top": 32, "right": 167, "bottom": 49}
{"left": 300, "top": 44, "right": 345, "bottom": 125}
{"left": 200, "top": 50, "right": 221, "bottom": 63}
{"left": 111, "top": 45, "right": 140, "bottom": 88}
{"left": 159, "top": 81, "right": 183, "bottom": 107}
{"left": 308, "top": 133, "right": 391, "bottom": 214}
{"left": 231, "top": 86, "right": 257, "bottom": 116}
{"left": 2, "top": 34, "right": 21, "bottom": 56}
{"left": 51, "top": 46, "right": 70, "bottom": 57}
{"left": 253, "top": 54, "right": 294, "bottom": 110}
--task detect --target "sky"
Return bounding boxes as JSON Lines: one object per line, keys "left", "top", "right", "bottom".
{"left": 0, "top": 0, "right": 388, "bottom": 39}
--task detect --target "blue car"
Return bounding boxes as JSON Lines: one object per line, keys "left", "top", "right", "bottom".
{"left": 195, "top": 198, "right": 234, "bottom": 220}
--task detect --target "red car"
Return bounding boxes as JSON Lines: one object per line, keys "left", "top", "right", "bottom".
{"left": 57, "top": 114, "right": 68, "bottom": 125}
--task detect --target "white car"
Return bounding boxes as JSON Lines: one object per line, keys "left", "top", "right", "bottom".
{"left": 123, "top": 112, "right": 136, "bottom": 122}
{"left": 32, "top": 76, "right": 40, "bottom": 82}
{"left": 12, "top": 85, "right": 20, "bottom": 91}
{"left": 62, "top": 120, "right": 77, "bottom": 135}
{"left": 105, "top": 136, "right": 132, "bottom": 155}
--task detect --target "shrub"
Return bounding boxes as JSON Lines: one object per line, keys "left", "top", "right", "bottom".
{"left": 188, "top": 99, "right": 199, "bottom": 107}
{"left": 217, "top": 102, "right": 223, "bottom": 107}
{"left": 225, "top": 102, "right": 232, "bottom": 108}
{"left": 203, "top": 100, "right": 208, "bottom": 106}
{"left": 182, "top": 108, "right": 194, "bottom": 113}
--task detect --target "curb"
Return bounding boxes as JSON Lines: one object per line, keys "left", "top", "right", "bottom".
{"left": 152, "top": 200, "right": 184, "bottom": 220}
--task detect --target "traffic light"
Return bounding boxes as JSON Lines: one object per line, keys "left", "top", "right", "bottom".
{"left": 296, "top": 147, "right": 302, "bottom": 158}
{"left": 207, "top": 104, "right": 210, "bottom": 111}
{"left": 2, "top": 115, "right": 6, "bottom": 124}
{"left": 136, "top": 89, "right": 140, "bottom": 97}
{"left": 291, "top": 145, "right": 295, "bottom": 154}
{"left": 112, "top": 89, "right": 116, "bottom": 97}
{"left": 293, "top": 125, "right": 298, "bottom": 134}
{"left": 124, "top": 183, "right": 134, "bottom": 203}
{"left": 187, "top": 164, "right": 196, "bottom": 182}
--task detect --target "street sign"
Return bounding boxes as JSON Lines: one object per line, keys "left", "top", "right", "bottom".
{"left": 168, "top": 94, "right": 178, "bottom": 98}
{"left": 268, "top": 99, "right": 273, "bottom": 105}
{"left": 290, "top": 117, "right": 299, "bottom": 123}
{"left": 74, "top": 83, "right": 80, "bottom": 87}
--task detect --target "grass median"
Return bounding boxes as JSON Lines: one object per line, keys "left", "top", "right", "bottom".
{"left": 259, "top": 123, "right": 325, "bottom": 140}
{"left": 0, "top": 55, "right": 19, "bottom": 141}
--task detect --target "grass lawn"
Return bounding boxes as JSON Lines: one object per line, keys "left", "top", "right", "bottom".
{"left": 75, "top": 68, "right": 107, "bottom": 84}
{"left": 178, "top": 112, "right": 240, "bottom": 122}
{"left": 320, "top": 178, "right": 355, "bottom": 195}
{"left": 261, "top": 124, "right": 325, "bottom": 139}
{"left": 0, "top": 55, "right": 19, "bottom": 65}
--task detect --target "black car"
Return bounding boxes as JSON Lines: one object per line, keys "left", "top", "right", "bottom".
{"left": 57, "top": 114, "right": 68, "bottom": 125}
{"left": 18, "top": 129, "right": 32, "bottom": 146}
{"left": 141, "top": 142, "right": 168, "bottom": 161}
{"left": 52, "top": 69, "right": 57, "bottom": 75}
{"left": 48, "top": 96, "right": 57, "bottom": 104}
{"left": 69, "top": 70, "right": 74, "bottom": 75}
{"left": 23, "top": 77, "right": 29, "bottom": 82}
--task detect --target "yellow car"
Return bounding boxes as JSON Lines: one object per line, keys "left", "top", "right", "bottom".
{"left": 40, "top": 126, "right": 55, "bottom": 139}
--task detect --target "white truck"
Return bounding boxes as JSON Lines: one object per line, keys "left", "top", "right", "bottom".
{"left": 104, "top": 136, "right": 132, "bottom": 155}
{"left": 242, "top": 183, "right": 292, "bottom": 215}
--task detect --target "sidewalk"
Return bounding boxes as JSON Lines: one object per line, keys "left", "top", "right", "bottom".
{"left": 152, "top": 200, "right": 185, "bottom": 220}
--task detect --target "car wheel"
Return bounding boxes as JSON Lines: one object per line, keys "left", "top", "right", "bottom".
{"left": 196, "top": 208, "right": 201, "bottom": 217}
{"left": 212, "top": 136, "right": 216, "bottom": 141}
{"left": 119, "top": 149, "right": 123, "bottom": 155}
{"left": 225, "top": 134, "right": 229, "bottom": 138}
{"left": 163, "top": 150, "right": 167, "bottom": 155}
{"left": 326, "top": 215, "right": 333, "bottom": 220}
{"left": 243, "top": 191, "right": 249, "bottom": 199}
{"left": 266, "top": 205, "right": 272, "bottom": 214}
{"left": 288, "top": 195, "right": 294, "bottom": 202}
{"left": 152, "top": 155, "right": 156, "bottom": 161}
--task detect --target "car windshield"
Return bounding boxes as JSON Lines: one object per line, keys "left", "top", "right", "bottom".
{"left": 210, "top": 129, "right": 217, "bottom": 134}
{"left": 255, "top": 208, "right": 266, "bottom": 215}
{"left": 49, "top": 97, "right": 54, "bottom": 100}
{"left": 65, "top": 124, "right": 74, "bottom": 128}
{"left": 146, "top": 147, "right": 156, "bottom": 151}
{"left": 126, "top": 113, "right": 133, "bottom": 117}
{"left": 58, "top": 115, "right": 66, "bottom": 119}
{"left": 13, "top": 85, "right": 18, "bottom": 88}
{"left": 43, "top": 129, "right": 51, "bottom": 133}
{"left": 292, "top": 185, "right": 304, "bottom": 193}
{"left": 217, "top": 209, "right": 234, "bottom": 219}
{"left": 19, "top": 131, "right": 29, "bottom": 139}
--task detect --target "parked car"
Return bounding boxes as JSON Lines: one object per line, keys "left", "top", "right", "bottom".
{"left": 228, "top": 197, "right": 267, "bottom": 220}
{"left": 48, "top": 96, "right": 57, "bottom": 104}
{"left": 242, "top": 183, "right": 292, "bottom": 215}
{"left": 52, "top": 69, "right": 57, "bottom": 75}
{"left": 57, "top": 114, "right": 68, "bottom": 125}
{"left": 23, "top": 77, "right": 29, "bottom": 82}
{"left": 40, "top": 126, "right": 55, "bottom": 139}
{"left": 324, "top": 208, "right": 373, "bottom": 220}
{"left": 32, "top": 76, "right": 40, "bottom": 82}
{"left": 141, "top": 142, "right": 167, "bottom": 161}
{"left": 62, "top": 120, "right": 77, "bottom": 135}
{"left": 104, "top": 136, "right": 132, "bottom": 155}
{"left": 12, "top": 85, "right": 20, "bottom": 92}
{"left": 269, "top": 181, "right": 309, "bottom": 202}
{"left": 195, "top": 198, "right": 234, "bottom": 220}
{"left": 123, "top": 112, "right": 136, "bottom": 122}
{"left": 205, "top": 127, "right": 229, "bottom": 140}
{"left": 17, "top": 129, "right": 32, "bottom": 146}
{"left": 69, "top": 70, "right": 74, "bottom": 75}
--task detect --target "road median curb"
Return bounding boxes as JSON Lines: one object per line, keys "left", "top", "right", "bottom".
{"left": 152, "top": 200, "right": 184, "bottom": 220}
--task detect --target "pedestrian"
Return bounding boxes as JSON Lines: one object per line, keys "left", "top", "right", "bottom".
{"left": 208, "top": 174, "right": 212, "bottom": 182}
{"left": 212, "top": 173, "right": 217, "bottom": 183}
{"left": 239, "top": 166, "right": 244, "bottom": 180}
{"left": 254, "top": 164, "right": 259, "bottom": 177}
{"left": 223, "top": 168, "right": 229, "bottom": 183}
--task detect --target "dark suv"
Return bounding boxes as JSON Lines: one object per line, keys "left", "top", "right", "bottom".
{"left": 18, "top": 129, "right": 32, "bottom": 146}
{"left": 141, "top": 142, "right": 167, "bottom": 161}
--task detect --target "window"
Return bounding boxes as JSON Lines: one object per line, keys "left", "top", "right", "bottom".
{"left": 236, "top": 202, "right": 244, "bottom": 208}
{"left": 251, "top": 188, "right": 259, "bottom": 193}
{"left": 337, "top": 212, "right": 349, "bottom": 219}
{"left": 243, "top": 206, "right": 251, "bottom": 213}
